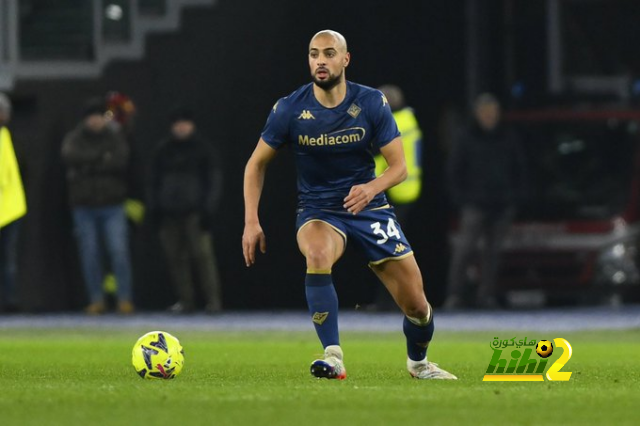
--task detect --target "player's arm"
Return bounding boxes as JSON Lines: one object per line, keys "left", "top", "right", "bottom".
{"left": 344, "top": 136, "right": 407, "bottom": 214}
{"left": 242, "top": 138, "right": 278, "bottom": 266}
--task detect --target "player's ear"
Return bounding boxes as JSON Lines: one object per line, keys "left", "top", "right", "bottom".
{"left": 344, "top": 52, "right": 350, "bottom": 68}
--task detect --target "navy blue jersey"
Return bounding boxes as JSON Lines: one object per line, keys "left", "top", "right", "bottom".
{"left": 261, "top": 81, "right": 400, "bottom": 210}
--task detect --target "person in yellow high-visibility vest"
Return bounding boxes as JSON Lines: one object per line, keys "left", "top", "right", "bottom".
{"left": 374, "top": 85, "right": 422, "bottom": 224}
{"left": 0, "top": 92, "right": 26, "bottom": 312}
{"left": 370, "top": 85, "right": 423, "bottom": 310}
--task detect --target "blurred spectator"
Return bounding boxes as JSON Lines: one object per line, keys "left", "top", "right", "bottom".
{"left": 444, "top": 93, "right": 527, "bottom": 309}
{"left": 0, "top": 92, "right": 26, "bottom": 312}
{"left": 148, "top": 107, "right": 223, "bottom": 314}
{"left": 101, "top": 92, "right": 144, "bottom": 300}
{"left": 61, "top": 98, "right": 134, "bottom": 314}
{"left": 369, "top": 84, "right": 423, "bottom": 310}
{"left": 105, "top": 91, "right": 144, "bottom": 223}
{"left": 105, "top": 91, "right": 137, "bottom": 137}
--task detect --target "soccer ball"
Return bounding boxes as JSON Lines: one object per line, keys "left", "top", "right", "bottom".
{"left": 132, "top": 331, "right": 184, "bottom": 379}
{"left": 536, "top": 340, "right": 553, "bottom": 358}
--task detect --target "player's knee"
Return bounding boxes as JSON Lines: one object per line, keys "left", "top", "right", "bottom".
{"left": 304, "top": 245, "right": 334, "bottom": 268}
{"left": 401, "top": 300, "right": 429, "bottom": 320}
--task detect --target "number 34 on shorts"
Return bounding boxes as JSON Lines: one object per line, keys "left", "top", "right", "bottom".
{"left": 370, "top": 218, "right": 401, "bottom": 244}
{"left": 364, "top": 214, "right": 413, "bottom": 264}
{"left": 296, "top": 206, "right": 414, "bottom": 265}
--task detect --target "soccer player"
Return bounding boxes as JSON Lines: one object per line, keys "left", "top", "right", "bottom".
{"left": 242, "top": 30, "right": 456, "bottom": 380}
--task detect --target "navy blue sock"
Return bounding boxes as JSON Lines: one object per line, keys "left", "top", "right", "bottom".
{"left": 403, "top": 314, "right": 435, "bottom": 361}
{"left": 305, "top": 273, "right": 339, "bottom": 348}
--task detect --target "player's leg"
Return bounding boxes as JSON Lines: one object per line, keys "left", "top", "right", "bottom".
{"left": 371, "top": 256, "right": 431, "bottom": 357}
{"left": 371, "top": 257, "right": 457, "bottom": 379}
{"left": 297, "top": 220, "right": 346, "bottom": 379}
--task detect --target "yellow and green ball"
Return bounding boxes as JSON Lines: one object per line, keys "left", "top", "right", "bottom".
{"left": 132, "top": 331, "right": 184, "bottom": 379}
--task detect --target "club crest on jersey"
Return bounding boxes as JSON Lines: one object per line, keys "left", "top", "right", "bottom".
{"left": 312, "top": 312, "right": 329, "bottom": 325}
{"left": 347, "top": 103, "right": 362, "bottom": 118}
{"left": 298, "top": 110, "right": 316, "bottom": 120}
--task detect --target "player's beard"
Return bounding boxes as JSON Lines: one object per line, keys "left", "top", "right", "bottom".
{"left": 312, "top": 68, "right": 344, "bottom": 91}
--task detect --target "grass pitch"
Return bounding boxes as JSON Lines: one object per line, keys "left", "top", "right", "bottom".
{"left": 1, "top": 327, "right": 638, "bottom": 426}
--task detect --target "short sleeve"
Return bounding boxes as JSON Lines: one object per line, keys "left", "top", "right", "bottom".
{"left": 260, "top": 98, "right": 290, "bottom": 149}
{"left": 368, "top": 90, "right": 400, "bottom": 149}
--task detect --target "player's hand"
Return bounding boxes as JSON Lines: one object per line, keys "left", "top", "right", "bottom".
{"left": 344, "top": 183, "right": 376, "bottom": 215}
{"left": 242, "top": 222, "right": 267, "bottom": 267}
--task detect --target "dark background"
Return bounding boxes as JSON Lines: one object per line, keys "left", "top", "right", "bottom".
{"left": 7, "top": 0, "right": 621, "bottom": 311}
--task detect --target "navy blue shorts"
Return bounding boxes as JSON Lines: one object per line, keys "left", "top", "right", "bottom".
{"left": 296, "top": 205, "right": 414, "bottom": 265}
